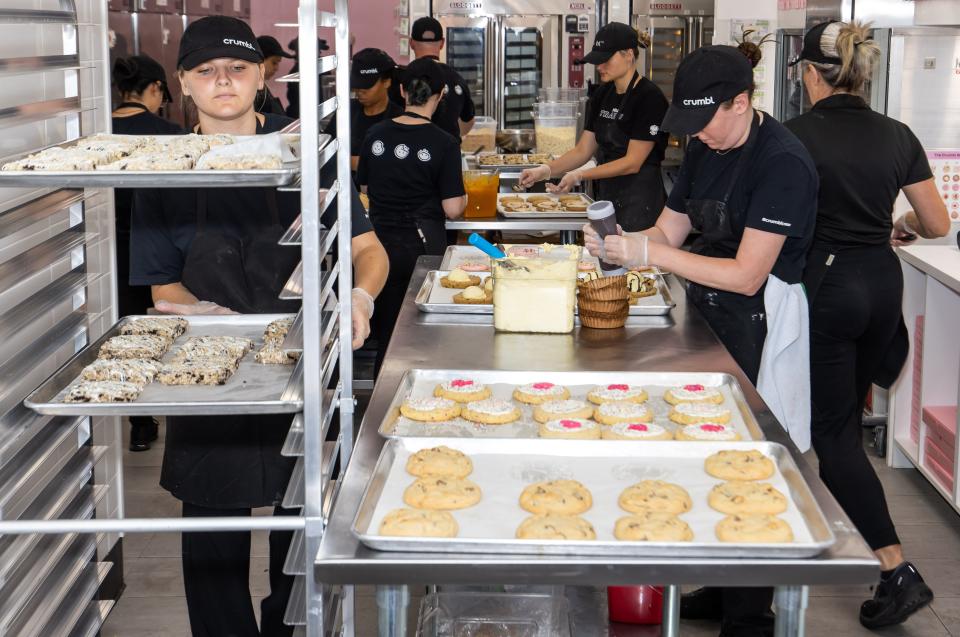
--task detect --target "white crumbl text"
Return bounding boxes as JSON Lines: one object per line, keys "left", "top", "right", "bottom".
{"left": 683, "top": 96, "right": 715, "bottom": 106}
{"left": 762, "top": 217, "right": 791, "bottom": 227}
{"left": 224, "top": 38, "right": 255, "bottom": 50}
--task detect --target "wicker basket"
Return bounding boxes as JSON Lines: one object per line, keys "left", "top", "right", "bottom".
{"left": 579, "top": 309, "right": 629, "bottom": 329}
{"left": 578, "top": 298, "right": 630, "bottom": 315}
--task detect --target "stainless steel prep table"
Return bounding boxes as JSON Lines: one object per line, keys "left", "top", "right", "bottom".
{"left": 316, "top": 256, "right": 878, "bottom": 636}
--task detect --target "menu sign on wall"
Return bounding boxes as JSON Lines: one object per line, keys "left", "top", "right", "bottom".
{"left": 928, "top": 149, "right": 960, "bottom": 221}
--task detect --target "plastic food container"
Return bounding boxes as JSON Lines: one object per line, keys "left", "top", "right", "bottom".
{"left": 417, "top": 591, "right": 571, "bottom": 637}
{"left": 608, "top": 586, "right": 664, "bottom": 624}
{"left": 534, "top": 116, "right": 578, "bottom": 157}
{"left": 538, "top": 87, "right": 585, "bottom": 103}
{"left": 463, "top": 170, "right": 500, "bottom": 219}
{"left": 462, "top": 116, "right": 497, "bottom": 153}
{"left": 492, "top": 248, "right": 580, "bottom": 334}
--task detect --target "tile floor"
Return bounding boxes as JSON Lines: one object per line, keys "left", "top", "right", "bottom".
{"left": 101, "top": 424, "right": 960, "bottom": 636}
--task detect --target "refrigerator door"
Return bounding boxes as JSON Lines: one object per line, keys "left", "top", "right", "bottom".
{"left": 439, "top": 16, "right": 494, "bottom": 118}
{"left": 501, "top": 16, "right": 558, "bottom": 129}
{"left": 647, "top": 16, "right": 685, "bottom": 165}
{"left": 774, "top": 29, "right": 806, "bottom": 123}
{"left": 135, "top": 12, "right": 186, "bottom": 126}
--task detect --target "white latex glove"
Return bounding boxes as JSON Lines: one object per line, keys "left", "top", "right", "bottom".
{"left": 582, "top": 223, "right": 604, "bottom": 258}
{"left": 546, "top": 170, "right": 582, "bottom": 194}
{"left": 891, "top": 213, "right": 919, "bottom": 247}
{"left": 154, "top": 299, "right": 238, "bottom": 315}
{"left": 518, "top": 164, "right": 551, "bottom": 188}
{"left": 603, "top": 232, "right": 649, "bottom": 270}
{"left": 351, "top": 287, "right": 375, "bottom": 350}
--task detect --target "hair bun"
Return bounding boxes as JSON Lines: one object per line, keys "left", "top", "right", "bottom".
{"left": 112, "top": 56, "right": 138, "bottom": 82}
{"left": 638, "top": 31, "right": 651, "bottom": 50}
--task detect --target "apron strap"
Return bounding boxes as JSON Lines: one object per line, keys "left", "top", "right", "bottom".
{"left": 400, "top": 111, "right": 433, "bottom": 123}
{"left": 116, "top": 101, "right": 151, "bottom": 113}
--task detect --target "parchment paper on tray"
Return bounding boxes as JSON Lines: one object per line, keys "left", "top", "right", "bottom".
{"left": 195, "top": 132, "right": 297, "bottom": 170}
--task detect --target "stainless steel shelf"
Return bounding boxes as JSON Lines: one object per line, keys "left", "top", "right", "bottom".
{"left": 280, "top": 258, "right": 340, "bottom": 303}
{"left": 0, "top": 9, "right": 76, "bottom": 24}
{"left": 282, "top": 414, "right": 304, "bottom": 457}
{"left": 284, "top": 529, "right": 306, "bottom": 576}
{"left": 0, "top": 230, "right": 93, "bottom": 301}
{"left": 0, "top": 190, "right": 85, "bottom": 237}
{"left": 40, "top": 561, "right": 111, "bottom": 637}
{"left": 277, "top": 54, "right": 338, "bottom": 81}
{"left": 284, "top": 575, "right": 306, "bottom": 626}
{"left": 71, "top": 599, "right": 114, "bottom": 637}
{"left": 279, "top": 186, "right": 337, "bottom": 245}
{"left": 282, "top": 438, "right": 340, "bottom": 509}
{"left": 0, "top": 97, "right": 81, "bottom": 128}
{"left": 0, "top": 55, "right": 83, "bottom": 77}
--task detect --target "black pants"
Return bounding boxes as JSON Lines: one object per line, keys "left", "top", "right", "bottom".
{"left": 808, "top": 244, "right": 901, "bottom": 551}
{"left": 181, "top": 502, "right": 298, "bottom": 637}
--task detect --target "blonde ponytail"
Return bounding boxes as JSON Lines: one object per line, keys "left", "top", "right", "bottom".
{"left": 638, "top": 30, "right": 651, "bottom": 50}
{"left": 808, "top": 20, "right": 880, "bottom": 93}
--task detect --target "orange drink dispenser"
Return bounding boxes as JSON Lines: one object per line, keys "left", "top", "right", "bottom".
{"left": 463, "top": 170, "right": 499, "bottom": 218}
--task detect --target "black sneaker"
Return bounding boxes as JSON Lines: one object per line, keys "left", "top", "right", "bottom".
{"left": 681, "top": 587, "right": 723, "bottom": 621}
{"left": 129, "top": 417, "right": 159, "bottom": 452}
{"left": 859, "top": 562, "right": 933, "bottom": 629}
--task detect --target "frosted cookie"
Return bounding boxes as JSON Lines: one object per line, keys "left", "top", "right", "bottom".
{"left": 399, "top": 397, "right": 461, "bottom": 422}
{"left": 615, "top": 512, "right": 694, "bottom": 542}
{"left": 578, "top": 270, "right": 601, "bottom": 282}
{"left": 533, "top": 399, "right": 594, "bottom": 423}
{"left": 461, "top": 398, "right": 521, "bottom": 425}
{"left": 379, "top": 508, "right": 458, "bottom": 537}
{"left": 716, "top": 514, "right": 794, "bottom": 543}
{"left": 539, "top": 418, "right": 601, "bottom": 440}
{"left": 602, "top": 422, "right": 672, "bottom": 441}
{"left": 458, "top": 260, "right": 490, "bottom": 272}
{"left": 519, "top": 479, "right": 592, "bottom": 515}
{"left": 433, "top": 378, "right": 492, "bottom": 403}
{"left": 708, "top": 481, "right": 788, "bottom": 515}
{"left": 594, "top": 402, "right": 654, "bottom": 426}
{"left": 98, "top": 153, "right": 194, "bottom": 171}
{"left": 64, "top": 380, "right": 141, "bottom": 403}
{"left": 403, "top": 477, "right": 482, "bottom": 510}
{"left": 668, "top": 402, "right": 732, "bottom": 425}
{"left": 172, "top": 336, "right": 254, "bottom": 362}
{"left": 263, "top": 317, "right": 294, "bottom": 347}
{"left": 80, "top": 359, "right": 161, "bottom": 387}
{"left": 405, "top": 446, "right": 473, "bottom": 479}
{"left": 98, "top": 335, "right": 170, "bottom": 360}
{"left": 483, "top": 276, "right": 494, "bottom": 294}
{"left": 618, "top": 480, "right": 692, "bottom": 515}
{"left": 516, "top": 515, "right": 596, "bottom": 541}
{"left": 197, "top": 154, "right": 282, "bottom": 170}
{"left": 453, "top": 286, "right": 489, "bottom": 305}
{"left": 439, "top": 268, "right": 480, "bottom": 289}
{"left": 663, "top": 383, "right": 724, "bottom": 405}
{"left": 676, "top": 423, "right": 740, "bottom": 442}
{"left": 157, "top": 360, "right": 235, "bottom": 385}
{"left": 513, "top": 382, "right": 570, "bottom": 404}
{"left": 578, "top": 260, "right": 598, "bottom": 272}
{"left": 704, "top": 450, "right": 775, "bottom": 481}
{"left": 626, "top": 271, "right": 657, "bottom": 298}
{"left": 120, "top": 317, "right": 188, "bottom": 341}
{"left": 587, "top": 384, "right": 648, "bottom": 404}
{"left": 255, "top": 346, "right": 298, "bottom": 365}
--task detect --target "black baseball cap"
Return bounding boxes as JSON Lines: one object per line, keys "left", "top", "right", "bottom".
{"left": 351, "top": 48, "right": 396, "bottom": 90}
{"left": 288, "top": 37, "right": 330, "bottom": 54}
{"left": 402, "top": 57, "right": 445, "bottom": 95}
{"left": 411, "top": 17, "right": 443, "bottom": 42}
{"left": 579, "top": 22, "right": 641, "bottom": 65}
{"left": 257, "top": 35, "right": 294, "bottom": 59}
{"left": 789, "top": 21, "right": 843, "bottom": 66}
{"left": 114, "top": 54, "right": 173, "bottom": 102}
{"left": 178, "top": 16, "right": 263, "bottom": 70}
{"left": 661, "top": 45, "right": 754, "bottom": 136}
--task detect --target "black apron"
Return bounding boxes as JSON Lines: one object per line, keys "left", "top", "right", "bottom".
{"left": 685, "top": 112, "right": 767, "bottom": 383}
{"left": 160, "top": 181, "right": 300, "bottom": 509}
{"left": 593, "top": 73, "right": 667, "bottom": 232}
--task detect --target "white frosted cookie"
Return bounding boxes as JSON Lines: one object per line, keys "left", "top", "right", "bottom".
{"left": 172, "top": 335, "right": 254, "bottom": 362}
{"left": 668, "top": 402, "right": 732, "bottom": 425}
{"left": 704, "top": 450, "right": 775, "bottom": 481}
{"left": 663, "top": 383, "right": 724, "bottom": 405}
{"left": 513, "top": 382, "right": 570, "bottom": 405}
{"left": 64, "top": 380, "right": 141, "bottom": 403}
{"left": 403, "top": 477, "right": 482, "bottom": 510}
{"left": 533, "top": 399, "right": 595, "bottom": 423}
{"left": 433, "top": 378, "right": 492, "bottom": 403}
{"left": 406, "top": 446, "right": 473, "bottom": 479}
{"left": 676, "top": 423, "right": 741, "bottom": 442}
{"left": 587, "top": 384, "right": 649, "bottom": 405}
{"left": 399, "top": 397, "right": 461, "bottom": 422}
{"left": 602, "top": 422, "right": 672, "bottom": 441}
{"left": 120, "top": 317, "right": 188, "bottom": 341}
{"left": 378, "top": 508, "right": 458, "bottom": 537}
{"left": 708, "top": 481, "right": 788, "bottom": 515}
{"left": 440, "top": 268, "right": 481, "bottom": 289}
{"left": 539, "top": 418, "right": 601, "bottom": 440}
{"left": 98, "top": 335, "right": 170, "bottom": 360}
{"left": 615, "top": 512, "right": 694, "bottom": 542}
{"left": 716, "top": 514, "right": 794, "bottom": 543}
{"left": 519, "top": 480, "right": 592, "bottom": 515}
{"left": 458, "top": 260, "right": 490, "bottom": 272}
{"left": 80, "top": 358, "right": 161, "bottom": 387}
{"left": 618, "top": 480, "right": 692, "bottom": 515}
{"left": 516, "top": 515, "right": 596, "bottom": 540}
{"left": 461, "top": 398, "right": 521, "bottom": 425}
{"left": 594, "top": 402, "right": 654, "bottom": 426}
{"left": 157, "top": 360, "right": 235, "bottom": 385}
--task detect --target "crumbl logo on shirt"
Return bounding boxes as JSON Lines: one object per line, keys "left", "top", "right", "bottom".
{"left": 683, "top": 96, "right": 715, "bottom": 106}
{"left": 598, "top": 108, "right": 623, "bottom": 121}
{"left": 372, "top": 140, "right": 385, "bottom": 156}
{"left": 394, "top": 144, "right": 410, "bottom": 159}
{"left": 223, "top": 38, "right": 255, "bottom": 50}
{"left": 454, "top": 85, "right": 463, "bottom": 96}
{"left": 417, "top": 149, "right": 432, "bottom": 162}
{"left": 762, "top": 217, "right": 791, "bottom": 228}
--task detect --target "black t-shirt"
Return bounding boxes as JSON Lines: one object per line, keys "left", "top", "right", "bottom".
{"left": 130, "top": 113, "right": 374, "bottom": 286}
{"left": 785, "top": 94, "right": 933, "bottom": 247}
{"left": 254, "top": 86, "right": 286, "bottom": 116}
{"left": 356, "top": 119, "right": 464, "bottom": 227}
{"left": 584, "top": 76, "right": 669, "bottom": 166}
{"left": 389, "top": 57, "right": 475, "bottom": 141}
{"left": 349, "top": 99, "right": 403, "bottom": 157}
{"left": 666, "top": 113, "right": 818, "bottom": 286}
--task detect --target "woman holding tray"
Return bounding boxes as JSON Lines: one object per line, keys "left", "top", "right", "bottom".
{"left": 129, "top": 16, "right": 387, "bottom": 636}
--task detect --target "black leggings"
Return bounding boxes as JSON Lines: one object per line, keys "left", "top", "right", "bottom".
{"left": 808, "top": 244, "right": 901, "bottom": 551}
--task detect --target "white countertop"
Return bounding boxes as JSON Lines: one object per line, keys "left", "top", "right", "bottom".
{"left": 898, "top": 244, "right": 960, "bottom": 294}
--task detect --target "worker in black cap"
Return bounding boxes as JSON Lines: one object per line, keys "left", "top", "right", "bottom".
{"left": 284, "top": 36, "right": 329, "bottom": 119}
{"left": 520, "top": 22, "right": 669, "bottom": 231}
{"left": 130, "top": 15, "right": 388, "bottom": 637}
{"left": 111, "top": 54, "right": 184, "bottom": 452}
{"left": 348, "top": 48, "right": 402, "bottom": 171}
{"left": 254, "top": 34, "right": 293, "bottom": 115}
{"left": 358, "top": 56, "right": 466, "bottom": 369}
{"left": 584, "top": 43, "right": 818, "bottom": 637}
{"left": 389, "top": 16, "right": 476, "bottom": 142}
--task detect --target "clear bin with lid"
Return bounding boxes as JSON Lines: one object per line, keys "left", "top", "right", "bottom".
{"left": 461, "top": 116, "right": 497, "bottom": 153}
{"left": 492, "top": 246, "right": 580, "bottom": 334}
{"left": 531, "top": 101, "right": 580, "bottom": 118}
{"left": 416, "top": 591, "right": 571, "bottom": 637}
{"left": 534, "top": 115, "right": 578, "bottom": 156}
{"left": 538, "top": 87, "right": 585, "bottom": 103}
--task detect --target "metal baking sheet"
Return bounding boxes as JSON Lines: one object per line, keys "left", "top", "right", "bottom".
{"left": 352, "top": 438, "right": 836, "bottom": 558}
{"left": 415, "top": 271, "right": 675, "bottom": 317}
{"left": 25, "top": 314, "right": 303, "bottom": 416}
{"left": 497, "top": 193, "right": 593, "bottom": 218}
{"left": 475, "top": 154, "right": 553, "bottom": 170}
{"left": 0, "top": 134, "right": 319, "bottom": 188}
{"left": 378, "top": 369, "right": 764, "bottom": 442}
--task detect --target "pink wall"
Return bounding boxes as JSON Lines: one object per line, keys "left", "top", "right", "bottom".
{"left": 250, "top": 0, "right": 402, "bottom": 108}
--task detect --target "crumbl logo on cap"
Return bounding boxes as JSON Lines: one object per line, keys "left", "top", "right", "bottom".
{"left": 683, "top": 96, "right": 715, "bottom": 106}
{"left": 359, "top": 68, "right": 379, "bottom": 75}
{"left": 223, "top": 38, "right": 255, "bottom": 50}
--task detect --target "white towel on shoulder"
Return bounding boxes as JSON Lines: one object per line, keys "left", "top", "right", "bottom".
{"left": 757, "top": 274, "right": 811, "bottom": 451}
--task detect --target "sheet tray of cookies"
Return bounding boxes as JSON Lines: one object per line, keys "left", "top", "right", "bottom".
{"left": 378, "top": 369, "right": 763, "bottom": 441}
{"left": 497, "top": 193, "right": 593, "bottom": 218}
{"left": 352, "top": 438, "right": 836, "bottom": 558}
{"left": 25, "top": 314, "right": 304, "bottom": 416}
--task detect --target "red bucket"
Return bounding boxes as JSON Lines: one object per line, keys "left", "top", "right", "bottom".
{"left": 608, "top": 585, "right": 664, "bottom": 624}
